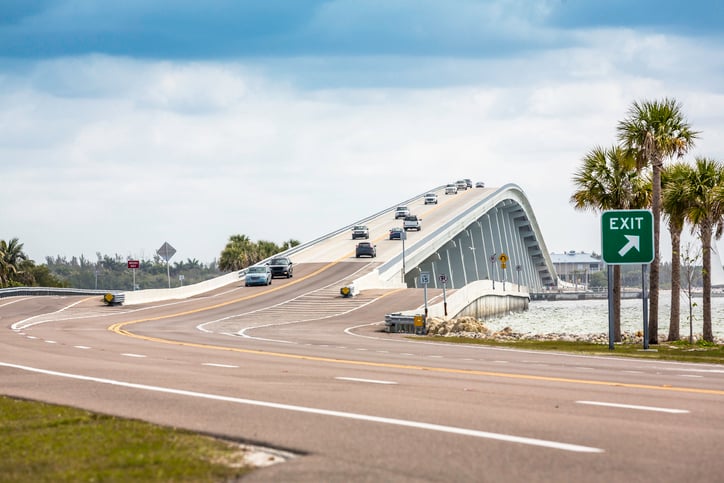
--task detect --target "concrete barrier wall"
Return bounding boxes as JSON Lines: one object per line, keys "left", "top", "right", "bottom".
{"left": 121, "top": 271, "right": 242, "bottom": 305}
{"left": 425, "top": 279, "right": 529, "bottom": 320}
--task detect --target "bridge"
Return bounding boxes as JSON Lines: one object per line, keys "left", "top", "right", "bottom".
{"left": 118, "top": 182, "right": 558, "bottom": 318}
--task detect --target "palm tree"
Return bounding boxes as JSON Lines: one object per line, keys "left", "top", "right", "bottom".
{"left": 661, "top": 162, "right": 695, "bottom": 341}
{"left": 617, "top": 98, "right": 698, "bottom": 344}
{"left": 570, "top": 145, "right": 650, "bottom": 341}
{"left": 683, "top": 157, "right": 724, "bottom": 342}
{"left": 0, "top": 238, "right": 29, "bottom": 287}
{"left": 219, "top": 234, "right": 255, "bottom": 271}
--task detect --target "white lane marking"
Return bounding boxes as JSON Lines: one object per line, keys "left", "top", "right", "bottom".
{"left": 1, "top": 297, "right": 30, "bottom": 307}
{"left": 26, "top": 336, "right": 38, "bottom": 339}
{"left": 0, "top": 362, "right": 603, "bottom": 454}
{"left": 576, "top": 401, "right": 689, "bottom": 414}
{"left": 678, "top": 374, "right": 703, "bottom": 378}
{"left": 203, "top": 363, "right": 239, "bottom": 368}
{"left": 45, "top": 340, "right": 57, "bottom": 344}
{"left": 11, "top": 297, "right": 93, "bottom": 330}
{"left": 662, "top": 367, "right": 724, "bottom": 374}
{"left": 493, "top": 360, "right": 508, "bottom": 364}
{"left": 121, "top": 353, "right": 147, "bottom": 358}
{"left": 623, "top": 370, "right": 643, "bottom": 374}
{"left": 74, "top": 346, "right": 91, "bottom": 350}
{"left": 335, "top": 377, "right": 398, "bottom": 385}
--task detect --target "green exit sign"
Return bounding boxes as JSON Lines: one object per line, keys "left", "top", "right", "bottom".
{"left": 601, "top": 210, "right": 654, "bottom": 265}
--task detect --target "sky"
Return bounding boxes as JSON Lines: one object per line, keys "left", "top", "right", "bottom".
{"left": 2, "top": 0, "right": 724, "bottom": 266}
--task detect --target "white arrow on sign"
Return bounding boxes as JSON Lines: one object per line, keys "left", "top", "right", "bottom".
{"left": 618, "top": 235, "right": 640, "bottom": 257}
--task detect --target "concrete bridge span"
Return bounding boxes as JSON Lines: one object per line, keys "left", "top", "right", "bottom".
{"left": 356, "top": 183, "right": 557, "bottom": 296}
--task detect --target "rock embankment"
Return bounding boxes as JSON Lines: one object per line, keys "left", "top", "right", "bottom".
{"left": 425, "top": 316, "right": 722, "bottom": 344}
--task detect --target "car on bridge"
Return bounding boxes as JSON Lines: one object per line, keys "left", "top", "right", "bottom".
{"left": 267, "top": 257, "right": 293, "bottom": 278}
{"left": 424, "top": 193, "right": 438, "bottom": 204}
{"left": 355, "top": 242, "right": 377, "bottom": 258}
{"left": 403, "top": 215, "right": 422, "bottom": 231}
{"left": 475, "top": 181, "right": 485, "bottom": 188}
{"left": 351, "top": 225, "right": 370, "bottom": 239}
{"left": 245, "top": 265, "right": 272, "bottom": 286}
{"left": 456, "top": 180, "right": 468, "bottom": 191}
{"left": 394, "top": 206, "right": 410, "bottom": 219}
{"left": 445, "top": 184, "right": 457, "bottom": 195}
{"left": 389, "top": 227, "right": 404, "bottom": 240}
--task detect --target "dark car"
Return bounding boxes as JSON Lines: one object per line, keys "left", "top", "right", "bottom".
{"left": 355, "top": 241, "right": 377, "bottom": 258}
{"left": 389, "top": 227, "right": 405, "bottom": 240}
{"left": 267, "top": 257, "right": 293, "bottom": 278}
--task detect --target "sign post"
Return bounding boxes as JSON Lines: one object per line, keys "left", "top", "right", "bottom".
{"left": 499, "top": 253, "right": 508, "bottom": 291}
{"left": 439, "top": 274, "right": 448, "bottom": 316}
{"left": 601, "top": 210, "right": 654, "bottom": 350}
{"left": 420, "top": 271, "right": 430, "bottom": 318}
{"left": 157, "top": 242, "right": 177, "bottom": 289}
{"left": 127, "top": 260, "right": 140, "bottom": 290}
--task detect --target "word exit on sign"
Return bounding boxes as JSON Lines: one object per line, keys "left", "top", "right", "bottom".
{"left": 601, "top": 210, "right": 654, "bottom": 265}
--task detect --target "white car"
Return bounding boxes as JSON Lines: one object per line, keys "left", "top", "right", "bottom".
{"left": 445, "top": 184, "right": 458, "bottom": 195}
{"left": 403, "top": 215, "right": 422, "bottom": 231}
{"left": 394, "top": 206, "right": 411, "bottom": 219}
{"left": 424, "top": 193, "right": 438, "bottom": 204}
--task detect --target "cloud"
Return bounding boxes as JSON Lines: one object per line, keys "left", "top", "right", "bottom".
{"left": 3, "top": 12, "right": 724, "bottom": 265}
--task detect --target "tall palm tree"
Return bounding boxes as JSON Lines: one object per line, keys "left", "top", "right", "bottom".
{"left": 662, "top": 162, "right": 695, "bottom": 341}
{"left": 617, "top": 98, "right": 698, "bottom": 344}
{"left": 683, "top": 157, "right": 724, "bottom": 342}
{"left": 570, "top": 145, "right": 650, "bottom": 341}
{"left": 0, "top": 238, "right": 29, "bottom": 287}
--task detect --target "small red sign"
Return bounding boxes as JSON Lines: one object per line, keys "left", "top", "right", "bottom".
{"left": 127, "top": 260, "right": 140, "bottom": 269}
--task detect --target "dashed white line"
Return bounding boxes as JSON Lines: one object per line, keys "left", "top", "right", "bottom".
{"left": 74, "top": 346, "right": 91, "bottom": 350}
{"left": 45, "top": 340, "right": 57, "bottom": 344}
{"left": 335, "top": 377, "right": 398, "bottom": 385}
{"left": 121, "top": 353, "right": 147, "bottom": 358}
{"left": 0, "top": 362, "right": 605, "bottom": 454}
{"left": 203, "top": 363, "right": 239, "bottom": 368}
{"left": 678, "top": 374, "right": 703, "bottom": 378}
{"left": 576, "top": 400, "right": 689, "bottom": 414}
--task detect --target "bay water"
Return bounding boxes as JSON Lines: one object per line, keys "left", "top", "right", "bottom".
{"left": 488, "top": 291, "right": 724, "bottom": 340}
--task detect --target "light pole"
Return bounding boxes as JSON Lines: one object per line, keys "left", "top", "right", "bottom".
{"left": 401, "top": 230, "right": 407, "bottom": 284}
{"left": 489, "top": 253, "right": 496, "bottom": 289}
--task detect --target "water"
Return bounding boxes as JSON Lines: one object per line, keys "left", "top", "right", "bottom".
{"left": 487, "top": 291, "right": 724, "bottom": 340}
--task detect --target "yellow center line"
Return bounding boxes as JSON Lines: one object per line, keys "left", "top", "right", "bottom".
{"left": 108, "top": 254, "right": 724, "bottom": 398}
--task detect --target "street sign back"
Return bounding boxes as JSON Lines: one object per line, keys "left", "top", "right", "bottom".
{"left": 601, "top": 210, "right": 654, "bottom": 265}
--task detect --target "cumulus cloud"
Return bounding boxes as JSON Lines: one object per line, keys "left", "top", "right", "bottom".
{"left": 2, "top": 16, "right": 724, "bottom": 264}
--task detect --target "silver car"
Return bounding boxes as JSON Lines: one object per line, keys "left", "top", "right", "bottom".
{"left": 245, "top": 265, "right": 272, "bottom": 286}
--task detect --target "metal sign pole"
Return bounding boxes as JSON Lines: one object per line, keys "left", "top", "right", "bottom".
{"left": 607, "top": 265, "right": 614, "bottom": 350}
{"left": 642, "top": 264, "right": 649, "bottom": 350}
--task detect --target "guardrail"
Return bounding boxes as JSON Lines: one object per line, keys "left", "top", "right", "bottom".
{"left": 384, "top": 313, "right": 427, "bottom": 334}
{"left": 0, "top": 287, "right": 112, "bottom": 298}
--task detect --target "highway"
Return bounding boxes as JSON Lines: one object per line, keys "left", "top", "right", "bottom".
{"left": 3, "top": 187, "right": 724, "bottom": 482}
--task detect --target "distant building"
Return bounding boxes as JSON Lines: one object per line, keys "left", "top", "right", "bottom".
{"left": 550, "top": 251, "right": 604, "bottom": 288}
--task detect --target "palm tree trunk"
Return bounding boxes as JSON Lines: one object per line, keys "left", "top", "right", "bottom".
{"left": 649, "top": 163, "right": 661, "bottom": 344}
{"left": 613, "top": 264, "right": 621, "bottom": 342}
{"left": 701, "top": 223, "right": 713, "bottom": 342}
{"left": 668, "top": 227, "right": 682, "bottom": 341}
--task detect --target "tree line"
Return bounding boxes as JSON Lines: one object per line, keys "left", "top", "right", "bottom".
{"left": 0, "top": 235, "right": 300, "bottom": 291}
{"left": 571, "top": 97, "right": 721, "bottom": 343}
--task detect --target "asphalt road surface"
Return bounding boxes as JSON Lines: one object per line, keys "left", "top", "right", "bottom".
{"left": 3, "top": 260, "right": 724, "bottom": 482}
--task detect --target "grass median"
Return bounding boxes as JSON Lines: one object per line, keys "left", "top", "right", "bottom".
{"left": 0, "top": 396, "right": 255, "bottom": 482}
{"left": 423, "top": 336, "right": 724, "bottom": 364}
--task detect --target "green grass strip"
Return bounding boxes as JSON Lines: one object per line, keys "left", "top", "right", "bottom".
{"left": 0, "top": 396, "right": 254, "bottom": 482}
